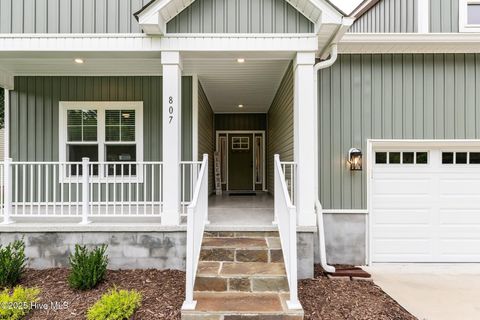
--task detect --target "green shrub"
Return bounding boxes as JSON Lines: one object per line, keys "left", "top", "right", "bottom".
{"left": 0, "top": 240, "right": 27, "bottom": 288}
{"left": 0, "top": 286, "right": 40, "bottom": 320}
{"left": 68, "top": 244, "right": 108, "bottom": 290}
{"left": 87, "top": 288, "right": 142, "bottom": 320}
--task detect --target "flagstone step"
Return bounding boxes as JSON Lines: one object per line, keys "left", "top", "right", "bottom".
{"left": 181, "top": 231, "right": 303, "bottom": 319}
{"left": 181, "top": 292, "right": 303, "bottom": 320}
{"left": 200, "top": 237, "right": 283, "bottom": 263}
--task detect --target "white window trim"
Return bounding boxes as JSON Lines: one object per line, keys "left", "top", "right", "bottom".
{"left": 460, "top": 0, "right": 480, "bottom": 32}
{"left": 59, "top": 101, "right": 144, "bottom": 182}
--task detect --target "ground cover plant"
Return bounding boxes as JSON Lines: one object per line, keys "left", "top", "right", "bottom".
{"left": 0, "top": 240, "right": 27, "bottom": 288}
{"left": 0, "top": 286, "right": 40, "bottom": 320}
{"left": 68, "top": 244, "right": 109, "bottom": 290}
{"left": 87, "top": 287, "right": 142, "bottom": 320}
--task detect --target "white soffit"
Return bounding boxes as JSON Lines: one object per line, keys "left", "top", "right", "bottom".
{"left": 339, "top": 33, "right": 480, "bottom": 53}
{"left": 185, "top": 58, "right": 291, "bottom": 113}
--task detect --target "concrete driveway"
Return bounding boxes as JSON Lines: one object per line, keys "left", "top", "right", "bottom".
{"left": 364, "top": 264, "right": 480, "bottom": 320}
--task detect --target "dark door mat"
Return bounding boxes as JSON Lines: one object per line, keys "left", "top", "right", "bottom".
{"left": 228, "top": 192, "right": 256, "bottom": 196}
{"left": 329, "top": 268, "right": 371, "bottom": 278}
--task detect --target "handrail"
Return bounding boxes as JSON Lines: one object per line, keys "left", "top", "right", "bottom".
{"left": 315, "top": 200, "right": 336, "bottom": 274}
{"left": 182, "top": 154, "right": 209, "bottom": 310}
{"left": 274, "top": 154, "right": 301, "bottom": 310}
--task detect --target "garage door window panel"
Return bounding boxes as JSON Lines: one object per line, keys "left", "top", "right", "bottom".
{"left": 375, "top": 151, "right": 429, "bottom": 165}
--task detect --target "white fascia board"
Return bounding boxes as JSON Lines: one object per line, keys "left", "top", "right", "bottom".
{"left": 339, "top": 33, "right": 480, "bottom": 53}
{"left": 0, "top": 34, "right": 318, "bottom": 53}
{"left": 139, "top": 11, "right": 166, "bottom": 35}
{"left": 0, "top": 67, "right": 14, "bottom": 90}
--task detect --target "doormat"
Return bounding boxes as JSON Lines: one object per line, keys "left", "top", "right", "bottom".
{"left": 229, "top": 192, "right": 256, "bottom": 196}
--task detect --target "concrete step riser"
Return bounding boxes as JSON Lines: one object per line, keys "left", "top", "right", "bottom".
{"left": 194, "top": 276, "right": 289, "bottom": 293}
{"left": 200, "top": 248, "right": 284, "bottom": 263}
{"left": 204, "top": 231, "right": 279, "bottom": 238}
{"left": 183, "top": 314, "right": 303, "bottom": 320}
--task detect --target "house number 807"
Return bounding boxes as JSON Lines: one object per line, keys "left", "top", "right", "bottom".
{"left": 168, "top": 96, "right": 174, "bottom": 124}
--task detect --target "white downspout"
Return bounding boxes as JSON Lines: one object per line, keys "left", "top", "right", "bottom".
{"left": 313, "top": 44, "right": 338, "bottom": 274}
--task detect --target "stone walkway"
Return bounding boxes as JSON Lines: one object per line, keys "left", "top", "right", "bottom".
{"left": 181, "top": 231, "right": 304, "bottom": 320}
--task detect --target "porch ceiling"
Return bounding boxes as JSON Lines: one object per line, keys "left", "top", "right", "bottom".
{"left": 186, "top": 58, "right": 291, "bottom": 113}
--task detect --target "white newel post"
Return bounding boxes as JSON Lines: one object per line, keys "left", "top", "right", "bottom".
{"left": 2, "top": 89, "right": 13, "bottom": 224}
{"left": 80, "top": 157, "right": 91, "bottom": 225}
{"left": 293, "top": 52, "right": 317, "bottom": 227}
{"left": 161, "top": 51, "right": 182, "bottom": 226}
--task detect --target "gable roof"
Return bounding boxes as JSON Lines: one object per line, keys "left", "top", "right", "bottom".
{"left": 134, "top": 0, "right": 347, "bottom": 35}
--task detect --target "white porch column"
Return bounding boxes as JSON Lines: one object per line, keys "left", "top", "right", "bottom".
{"left": 161, "top": 51, "right": 182, "bottom": 226}
{"left": 293, "top": 52, "right": 316, "bottom": 227}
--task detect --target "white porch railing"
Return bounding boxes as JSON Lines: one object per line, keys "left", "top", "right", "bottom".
{"left": 274, "top": 154, "right": 301, "bottom": 310}
{"left": 280, "top": 161, "right": 296, "bottom": 205}
{"left": 0, "top": 158, "right": 163, "bottom": 223}
{"left": 180, "top": 160, "right": 202, "bottom": 215}
{"left": 182, "top": 154, "right": 209, "bottom": 310}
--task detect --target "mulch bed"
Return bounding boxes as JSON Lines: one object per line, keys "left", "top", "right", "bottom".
{"left": 19, "top": 268, "right": 185, "bottom": 320}
{"left": 12, "top": 265, "right": 416, "bottom": 319}
{"left": 298, "top": 265, "right": 417, "bottom": 320}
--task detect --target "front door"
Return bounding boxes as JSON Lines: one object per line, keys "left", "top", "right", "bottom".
{"left": 228, "top": 134, "right": 253, "bottom": 190}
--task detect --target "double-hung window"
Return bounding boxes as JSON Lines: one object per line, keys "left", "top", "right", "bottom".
{"left": 460, "top": 0, "right": 480, "bottom": 32}
{"left": 59, "top": 101, "right": 143, "bottom": 180}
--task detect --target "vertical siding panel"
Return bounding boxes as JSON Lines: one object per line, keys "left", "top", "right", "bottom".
{"left": 455, "top": 54, "right": 466, "bottom": 138}
{"left": 9, "top": 76, "right": 196, "bottom": 163}
{"left": 444, "top": 54, "right": 455, "bottom": 138}
{"left": 382, "top": 55, "right": 393, "bottom": 139}
{"left": 430, "top": 0, "right": 459, "bottom": 32}
{"left": 83, "top": 0, "right": 95, "bottom": 33}
{"left": 95, "top": 0, "right": 107, "bottom": 33}
{"left": 71, "top": 0, "right": 83, "bottom": 32}
{"left": 267, "top": 63, "right": 293, "bottom": 193}
{"left": 403, "top": 55, "right": 414, "bottom": 138}
{"left": 318, "top": 53, "right": 480, "bottom": 209}
{"left": 166, "top": 0, "right": 313, "bottom": 33}
{"left": 465, "top": 54, "right": 476, "bottom": 138}
{"left": 319, "top": 69, "right": 331, "bottom": 207}
{"left": 413, "top": 55, "right": 425, "bottom": 138}
{"left": 47, "top": 0, "right": 59, "bottom": 33}
{"left": 349, "top": 0, "right": 418, "bottom": 33}
{"left": 11, "top": 0, "right": 23, "bottom": 32}
{"left": 59, "top": 0, "right": 72, "bottom": 33}
{"left": 35, "top": 0, "right": 47, "bottom": 33}
{"left": 423, "top": 54, "right": 434, "bottom": 139}
{"left": 0, "top": 0, "right": 12, "bottom": 33}
{"left": 198, "top": 82, "right": 214, "bottom": 192}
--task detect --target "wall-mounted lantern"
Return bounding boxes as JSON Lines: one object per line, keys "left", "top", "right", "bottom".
{"left": 348, "top": 148, "right": 362, "bottom": 171}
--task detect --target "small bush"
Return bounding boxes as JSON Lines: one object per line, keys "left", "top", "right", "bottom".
{"left": 87, "top": 288, "right": 142, "bottom": 320}
{"left": 68, "top": 244, "right": 108, "bottom": 290}
{"left": 0, "top": 240, "right": 27, "bottom": 288}
{"left": 0, "top": 286, "right": 40, "bottom": 320}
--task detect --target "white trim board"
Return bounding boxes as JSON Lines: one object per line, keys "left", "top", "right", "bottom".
{"left": 339, "top": 33, "right": 480, "bottom": 53}
{"left": 0, "top": 34, "right": 319, "bottom": 54}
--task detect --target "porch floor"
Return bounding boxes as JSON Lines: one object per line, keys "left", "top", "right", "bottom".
{"left": 207, "top": 192, "right": 275, "bottom": 231}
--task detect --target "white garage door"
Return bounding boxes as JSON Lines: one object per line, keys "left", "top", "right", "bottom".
{"left": 371, "top": 146, "right": 480, "bottom": 262}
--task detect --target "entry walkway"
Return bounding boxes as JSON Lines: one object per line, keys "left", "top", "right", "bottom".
{"left": 207, "top": 192, "right": 274, "bottom": 229}
{"left": 365, "top": 264, "right": 480, "bottom": 320}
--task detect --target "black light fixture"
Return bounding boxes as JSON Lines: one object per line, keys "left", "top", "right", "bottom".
{"left": 348, "top": 148, "right": 362, "bottom": 171}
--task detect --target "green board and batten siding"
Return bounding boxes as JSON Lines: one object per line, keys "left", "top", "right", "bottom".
{"left": 167, "top": 0, "right": 314, "bottom": 33}
{"left": 198, "top": 82, "right": 215, "bottom": 193}
{"left": 349, "top": 0, "right": 417, "bottom": 33}
{"left": 9, "top": 76, "right": 193, "bottom": 162}
{"left": 318, "top": 54, "right": 480, "bottom": 209}
{"left": 267, "top": 63, "right": 294, "bottom": 193}
{"left": 0, "top": 0, "right": 152, "bottom": 33}
{"left": 429, "top": 0, "right": 459, "bottom": 33}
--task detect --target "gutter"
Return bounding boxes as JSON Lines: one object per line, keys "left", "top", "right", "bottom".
{"left": 313, "top": 18, "right": 353, "bottom": 274}
{"left": 313, "top": 43, "right": 338, "bottom": 275}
